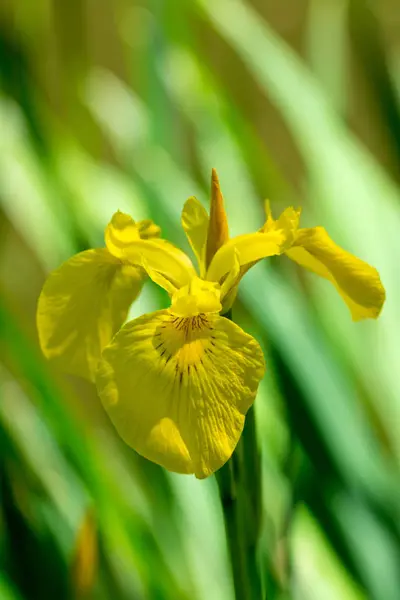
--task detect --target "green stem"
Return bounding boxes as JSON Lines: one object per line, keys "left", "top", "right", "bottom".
{"left": 215, "top": 310, "right": 263, "bottom": 600}
{"left": 215, "top": 456, "right": 249, "bottom": 599}
{"left": 241, "top": 406, "right": 263, "bottom": 598}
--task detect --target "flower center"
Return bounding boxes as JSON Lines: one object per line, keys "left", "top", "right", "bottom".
{"left": 153, "top": 312, "right": 216, "bottom": 373}
{"left": 170, "top": 276, "right": 221, "bottom": 317}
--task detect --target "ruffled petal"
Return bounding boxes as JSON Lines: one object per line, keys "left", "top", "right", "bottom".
{"left": 96, "top": 310, "right": 265, "bottom": 478}
{"left": 37, "top": 249, "right": 144, "bottom": 380}
{"left": 262, "top": 204, "right": 301, "bottom": 250}
{"left": 105, "top": 211, "right": 141, "bottom": 257}
{"left": 181, "top": 196, "right": 209, "bottom": 277}
{"left": 286, "top": 227, "right": 386, "bottom": 320}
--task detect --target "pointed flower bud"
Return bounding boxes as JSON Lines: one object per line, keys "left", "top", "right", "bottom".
{"left": 206, "top": 168, "right": 229, "bottom": 267}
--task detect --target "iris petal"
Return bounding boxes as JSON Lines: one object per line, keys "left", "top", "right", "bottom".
{"left": 181, "top": 196, "right": 209, "bottom": 277}
{"left": 286, "top": 227, "right": 385, "bottom": 320}
{"left": 106, "top": 211, "right": 196, "bottom": 287}
{"left": 206, "top": 230, "right": 285, "bottom": 283}
{"left": 105, "top": 211, "right": 140, "bottom": 258}
{"left": 96, "top": 310, "right": 265, "bottom": 478}
{"left": 37, "top": 249, "right": 143, "bottom": 380}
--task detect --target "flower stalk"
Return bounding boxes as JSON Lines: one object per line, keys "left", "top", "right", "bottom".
{"left": 215, "top": 309, "right": 263, "bottom": 600}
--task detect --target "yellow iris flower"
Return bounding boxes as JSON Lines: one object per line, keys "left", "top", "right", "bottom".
{"left": 37, "top": 171, "right": 385, "bottom": 479}
{"left": 36, "top": 212, "right": 192, "bottom": 380}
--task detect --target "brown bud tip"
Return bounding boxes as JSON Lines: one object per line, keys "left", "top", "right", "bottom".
{"left": 206, "top": 169, "right": 229, "bottom": 267}
{"left": 211, "top": 168, "right": 219, "bottom": 187}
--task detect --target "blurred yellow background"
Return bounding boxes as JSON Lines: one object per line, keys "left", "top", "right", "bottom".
{"left": 1, "top": 1, "right": 400, "bottom": 599}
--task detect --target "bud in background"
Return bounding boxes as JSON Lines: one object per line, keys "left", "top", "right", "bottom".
{"left": 206, "top": 169, "right": 229, "bottom": 267}
{"left": 70, "top": 509, "right": 98, "bottom": 599}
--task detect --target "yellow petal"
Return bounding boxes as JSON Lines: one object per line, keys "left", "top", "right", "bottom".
{"left": 262, "top": 204, "right": 301, "bottom": 250}
{"left": 105, "top": 211, "right": 195, "bottom": 286}
{"left": 286, "top": 227, "right": 386, "bottom": 320}
{"left": 220, "top": 248, "right": 240, "bottom": 300}
{"left": 37, "top": 249, "right": 144, "bottom": 380}
{"left": 206, "top": 169, "right": 230, "bottom": 267}
{"left": 141, "top": 258, "right": 177, "bottom": 295}
{"left": 181, "top": 196, "right": 209, "bottom": 277}
{"left": 227, "top": 204, "right": 301, "bottom": 296}
{"left": 96, "top": 310, "right": 265, "bottom": 478}
{"left": 170, "top": 277, "right": 222, "bottom": 316}
{"left": 206, "top": 230, "right": 285, "bottom": 283}
{"left": 137, "top": 219, "right": 161, "bottom": 239}
{"left": 105, "top": 211, "right": 140, "bottom": 259}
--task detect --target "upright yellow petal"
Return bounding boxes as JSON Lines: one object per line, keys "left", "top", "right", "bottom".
{"left": 286, "top": 227, "right": 385, "bottom": 320}
{"left": 37, "top": 249, "right": 143, "bottom": 380}
{"left": 206, "top": 169, "right": 230, "bottom": 267}
{"left": 96, "top": 310, "right": 265, "bottom": 478}
{"left": 181, "top": 196, "right": 209, "bottom": 277}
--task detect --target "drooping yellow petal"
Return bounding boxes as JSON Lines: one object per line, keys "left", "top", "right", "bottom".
{"left": 96, "top": 310, "right": 265, "bottom": 478}
{"left": 37, "top": 249, "right": 144, "bottom": 380}
{"left": 206, "top": 169, "right": 230, "bottom": 267}
{"left": 181, "top": 196, "right": 209, "bottom": 277}
{"left": 286, "top": 227, "right": 386, "bottom": 320}
{"left": 105, "top": 211, "right": 196, "bottom": 287}
{"left": 206, "top": 230, "right": 285, "bottom": 284}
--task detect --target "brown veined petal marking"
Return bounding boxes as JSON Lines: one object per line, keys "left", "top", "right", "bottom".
{"left": 96, "top": 310, "right": 265, "bottom": 478}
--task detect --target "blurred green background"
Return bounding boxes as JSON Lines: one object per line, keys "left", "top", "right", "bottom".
{"left": 1, "top": 1, "right": 400, "bottom": 599}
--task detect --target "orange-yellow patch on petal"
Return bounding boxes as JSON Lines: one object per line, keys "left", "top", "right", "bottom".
{"left": 286, "top": 227, "right": 385, "bottom": 320}
{"left": 37, "top": 249, "right": 144, "bottom": 380}
{"left": 96, "top": 310, "right": 265, "bottom": 478}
